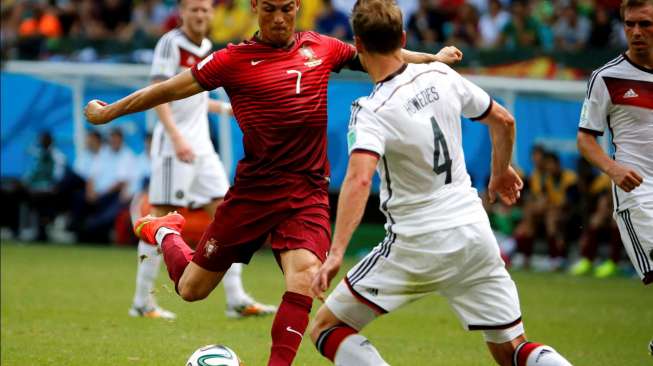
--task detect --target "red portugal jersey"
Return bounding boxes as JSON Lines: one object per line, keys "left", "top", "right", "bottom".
{"left": 191, "top": 32, "right": 356, "bottom": 200}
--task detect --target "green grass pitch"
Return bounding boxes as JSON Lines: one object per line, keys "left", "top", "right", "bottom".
{"left": 2, "top": 241, "right": 652, "bottom": 365}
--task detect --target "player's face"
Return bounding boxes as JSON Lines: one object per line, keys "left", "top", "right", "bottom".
{"left": 253, "top": 0, "right": 299, "bottom": 47}
{"left": 180, "top": 0, "right": 213, "bottom": 37}
{"left": 624, "top": 5, "right": 653, "bottom": 56}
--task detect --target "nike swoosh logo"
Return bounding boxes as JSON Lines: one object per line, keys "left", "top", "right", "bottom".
{"left": 251, "top": 59, "right": 264, "bottom": 65}
{"left": 286, "top": 326, "right": 303, "bottom": 338}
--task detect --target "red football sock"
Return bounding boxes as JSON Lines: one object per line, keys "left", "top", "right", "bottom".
{"left": 514, "top": 341, "right": 543, "bottom": 366}
{"left": 316, "top": 325, "right": 357, "bottom": 361}
{"left": 160, "top": 233, "right": 193, "bottom": 292}
{"left": 268, "top": 291, "right": 313, "bottom": 366}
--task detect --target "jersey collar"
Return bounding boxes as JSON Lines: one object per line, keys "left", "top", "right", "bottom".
{"left": 247, "top": 31, "right": 298, "bottom": 50}
{"left": 623, "top": 52, "right": 653, "bottom": 74}
{"left": 377, "top": 63, "right": 408, "bottom": 84}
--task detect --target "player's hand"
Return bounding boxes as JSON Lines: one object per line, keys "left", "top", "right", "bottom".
{"left": 173, "top": 136, "right": 195, "bottom": 163}
{"left": 608, "top": 164, "right": 643, "bottom": 192}
{"left": 84, "top": 99, "right": 111, "bottom": 125}
{"left": 488, "top": 165, "right": 523, "bottom": 206}
{"left": 311, "top": 252, "right": 343, "bottom": 302}
{"left": 435, "top": 46, "right": 463, "bottom": 65}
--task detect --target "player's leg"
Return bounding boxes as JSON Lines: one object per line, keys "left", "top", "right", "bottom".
{"left": 309, "top": 283, "right": 389, "bottom": 366}
{"left": 266, "top": 248, "right": 320, "bottom": 366}
{"left": 445, "top": 221, "right": 572, "bottom": 366}
{"left": 134, "top": 210, "right": 228, "bottom": 302}
{"left": 615, "top": 204, "right": 653, "bottom": 285}
{"left": 311, "top": 232, "right": 432, "bottom": 365}
{"left": 197, "top": 154, "right": 276, "bottom": 317}
{"left": 485, "top": 332, "right": 572, "bottom": 366}
{"left": 130, "top": 155, "right": 193, "bottom": 317}
{"left": 130, "top": 199, "right": 179, "bottom": 319}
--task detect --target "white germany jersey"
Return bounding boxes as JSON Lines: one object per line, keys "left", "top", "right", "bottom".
{"left": 150, "top": 29, "right": 214, "bottom": 157}
{"left": 579, "top": 54, "right": 653, "bottom": 211}
{"left": 348, "top": 62, "right": 493, "bottom": 235}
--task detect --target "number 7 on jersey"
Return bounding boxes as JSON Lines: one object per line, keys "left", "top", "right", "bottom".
{"left": 287, "top": 70, "right": 302, "bottom": 94}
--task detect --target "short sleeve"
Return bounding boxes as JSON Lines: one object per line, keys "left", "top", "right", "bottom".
{"left": 453, "top": 71, "right": 492, "bottom": 120}
{"left": 191, "top": 49, "right": 230, "bottom": 91}
{"left": 150, "top": 35, "right": 179, "bottom": 80}
{"left": 578, "top": 73, "right": 610, "bottom": 136}
{"left": 347, "top": 101, "right": 386, "bottom": 157}
{"left": 324, "top": 35, "right": 357, "bottom": 72}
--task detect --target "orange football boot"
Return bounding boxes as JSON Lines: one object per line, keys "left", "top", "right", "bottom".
{"left": 133, "top": 212, "right": 186, "bottom": 245}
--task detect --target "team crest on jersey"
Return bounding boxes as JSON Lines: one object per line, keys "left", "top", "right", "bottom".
{"left": 300, "top": 46, "right": 322, "bottom": 67}
{"left": 204, "top": 238, "right": 219, "bottom": 258}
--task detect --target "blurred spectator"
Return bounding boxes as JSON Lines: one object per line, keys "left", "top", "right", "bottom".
{"left": 499, "top": 1, "right": 541, "bottom": 49}
{"left": 18, "top": 1, "right": 62, "bottom": 38}
{"left": 569, "top": 159, "right": 622, "bottom": 278}
{"left": 514, "top": 147, "right": 578, "bottom": 271}
{"left": 478, "top": 0, "right": 510, "bottom": 48}
{"left": 407, "top": 0, "right": 446, "bottom": 46}
{"left": 0, "top": 132, "right": 67, "bottom": 241}
{"left": 541, "top": 152, "right": 577, "bottom": 268}
{"left": 211, "top": 0, "right": 257, "bottom": 44}
{"left": 23, "top": 132, "right": 67, "bottom": 241}
{"left": 553, "top": 5, "right": 591, "bottom": 51}
{"left": 15, "top": 1, "right": 62, "bottom": 59}
{"left": 70, "top": 128, "right": 134, "bottom": 242}
{"left": 83, "top": 0, "right": 134, "bottom": 41}
{"left": 588, "top": 6, "right": 623, "bottom": 48}
{"left": 315, "top": 0, "right": 352, "bottom": 40}
{"left": 132, "top": 0, "right": 174, "bottom": 39}
{"left": 446, "top": 2, "right": 481, "bottom": 47}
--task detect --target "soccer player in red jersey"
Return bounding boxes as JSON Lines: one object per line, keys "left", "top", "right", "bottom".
{"left": 85, "top": 0, "right": 462, "bottom": 363}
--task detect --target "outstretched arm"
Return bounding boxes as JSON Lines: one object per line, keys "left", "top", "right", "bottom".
{"left": 577, "top": 130, "right": 643, "bottom": 192}
{"left": 478, "top": 101, "right": 523, "bottom": 205}
{"left": 85, "top": 70, "right": 204, "bottom": 125}
{"left": 401, "top": 46, "right": 463, "bottom": 65}
{"left": 311, "top": 151, "right": 379, "bottom": 301}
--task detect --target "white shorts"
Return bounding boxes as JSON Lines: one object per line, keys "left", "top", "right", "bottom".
{"left": 326, "top": 220, "right": 522, "bottom": 333}
{"left": 615, "top": 202, "right": 653, "bottom": 285}
{"left": 149, "top": 153, "right": 229, "bottom": 208}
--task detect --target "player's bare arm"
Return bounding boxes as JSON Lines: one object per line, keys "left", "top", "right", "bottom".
{"left": 478, "top": 101, "right": 523, "bottom": 205}
{"left": 577, "top": 130, "right": 644, "bottom": 192}
{"left": 85, "top": 70, "right": 204, "bottom": 125}
{"left": 401, "top": 46, "right": 463, "bottom": 65}
{"left": 310, "top": 151, "right": 379, "bottom": 301}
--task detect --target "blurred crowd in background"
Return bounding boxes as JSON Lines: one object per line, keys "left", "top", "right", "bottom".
{"left": 1, "top": 130, "right": 150, "bottom": 244}
{"left": 1, "top": 0, "right": 628, "bottom": 62}
{"left": 0, "top": 130, "right": 628, "bottom": 280}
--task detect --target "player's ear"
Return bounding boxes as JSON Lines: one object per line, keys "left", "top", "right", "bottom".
{"left": 295, "top": 0, "right": 300, "bottom": 10}
{"left": 251, "top": 0, "right": 257, "bottom": 11}
{"left": 354, "top": 35, "right": 365, "bottom": 53}
{"left": 401, "top": 31, "right": 406, "bottom": 48}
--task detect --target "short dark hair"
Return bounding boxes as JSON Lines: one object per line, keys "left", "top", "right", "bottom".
{"left": 351, "top": 0, "right": 403, "bottom": 54}
{"left": 621, "top": 0, "right": 653, "bottom": 18}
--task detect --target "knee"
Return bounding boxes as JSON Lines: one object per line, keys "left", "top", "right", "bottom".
{"left": 178, "top": 283, "right": 209, "bottom": 302}
{"left": 308, "top": 312, "right": 329, "bottom": 344}
{"left": 286, "top": 259, "right": 321, "bottom": 293}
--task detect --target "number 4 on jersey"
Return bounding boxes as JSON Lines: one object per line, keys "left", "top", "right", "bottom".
{"left": 431, "top": 117, "right": 452, "bottom": 184}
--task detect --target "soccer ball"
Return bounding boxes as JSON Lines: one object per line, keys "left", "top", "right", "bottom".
{"left": 186, "top": 344, "right": 241, "bottom": 366}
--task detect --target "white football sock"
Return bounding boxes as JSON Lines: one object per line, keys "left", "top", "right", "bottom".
{"left": 132, "top": 240, "right": 161, "bottom": 309}
{"left": 334, "top": 334, "right": 390, "bottom": 366}
{"left": 155, "top": 227, "right": 180, "bottom": 249}
{"left": 222, "top": 263, "right": 249, "bottom": 307}
{"left": 514, "top": 342, "right": 573, "bottom": 366}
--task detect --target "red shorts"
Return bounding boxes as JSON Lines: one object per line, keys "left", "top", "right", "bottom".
{"left": 192, "top": 193, "right": 331, "bottom": 272}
